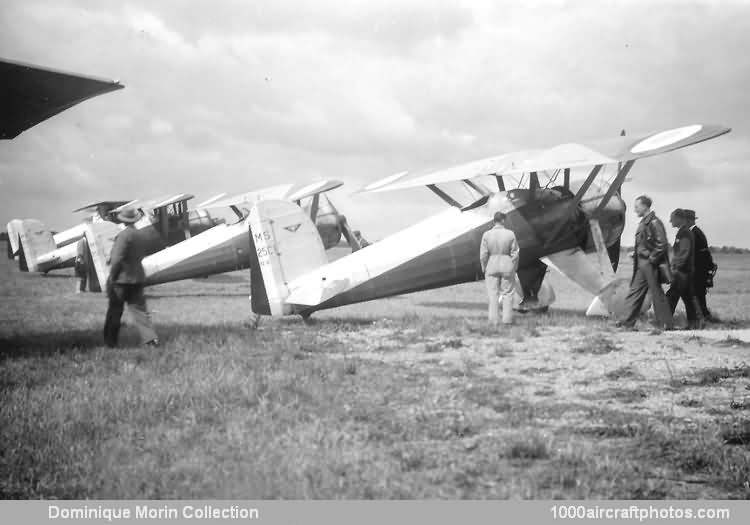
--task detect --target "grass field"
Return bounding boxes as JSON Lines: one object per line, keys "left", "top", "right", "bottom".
{"left": 2, "top": 241, "right": 750, "bottom": 498}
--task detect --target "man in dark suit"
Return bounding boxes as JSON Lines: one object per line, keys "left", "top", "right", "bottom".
{"left": 665, "top": 209, "right": 701, "bottom": 329}
{"left": 103, "top": 207, "right": 159, "bottom": 348}
{"left": 684, "top": 209, "right": 716, "bottom": 322}
{"left": 616, "top": 195, "right": 673, "bottom": 330}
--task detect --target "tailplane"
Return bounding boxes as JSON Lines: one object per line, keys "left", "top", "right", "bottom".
{"left": 247, "top": 199, "right": 328, "bottom": 316}
{"left": 16, "top": 219, "right": 57, "bottom": 272}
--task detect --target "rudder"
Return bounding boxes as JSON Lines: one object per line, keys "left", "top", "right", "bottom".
{"left": 17, "top": 219, "right": 57, "bottom": 272}
{"left": 83, "top": 221, "right": 123, "bottom": 292}
{"left": 247, "top": 199, "right": 328, "bottom": 316}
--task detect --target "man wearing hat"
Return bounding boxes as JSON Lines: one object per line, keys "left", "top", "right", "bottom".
{"left": 665, "top": 209, "right": 701, "bottom": 329}
{"left": 480, "top": 211, "right": 520, "bottom": 326}
{"left": 684, "top": 209, "right": 717, "bottom": 322}
{"left": 103, "top": 207, "right": 159, "bottom": 347}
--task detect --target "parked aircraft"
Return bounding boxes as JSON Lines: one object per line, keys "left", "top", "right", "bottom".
{"left": 242, "top": 124, "right": 730, "bottom": 319}
{"left": 83, "top": 180, "right": 365, "bottom": 290}
{"left": 78, "top": 193, "right": 223, "bottom": 291}
{"left": 6, "top": 201, "right": 129, "bottom": 272}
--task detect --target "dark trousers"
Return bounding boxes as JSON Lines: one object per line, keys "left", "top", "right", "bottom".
{"left": 693, "top": 280, "right": 712, "bottom": 319}
{"left": 75, "top": 264, "right": 87, "bottom": 292}
{"left": 666, "top": 271, "right": 699, "bottom": 323}
{"left": 620, "top": 259, "right": 673, "bottom": 328}
{"left": 104, "top": 283, "right": 157, "bottom": 347}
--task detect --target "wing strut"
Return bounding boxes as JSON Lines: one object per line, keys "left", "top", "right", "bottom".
{"left": 462, "top": 179, "right": 491, "bottom": 196}
{"left": 529, "top": 172, "right": 540, "bottom": 191}
{"left": 544, "top": 164, "right": 603, "bottom": 246}
{"left": 309, "top": 194, "right": 320, "bottom": 223}
{"left": 494, "top": 174, "right": 505, "bottom": 192}
{"left": 427, "top": 184, "right": 462, "bottom": 208}
{"left": 592, "top": 160, "right": 635, "bottom": 218}
{"left": 563, "top": 168, "right": 570, "bottom": 192}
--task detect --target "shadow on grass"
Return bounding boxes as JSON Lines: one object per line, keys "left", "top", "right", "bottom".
{"left": 0, "top": 329, "right": 106, "bottom": 360}
{"left": 417, "top": 302, "right": 595, "bottom": 321}
{"left": 190, "top": 274, "right": 249, "bottom": 284}
{"left": 145, "top": 292, "right": 250, "bottom": 298}
{"left": 0, "top": 321, "right": 260, "bottom": 361}
{"left": 418, "top": 300, "right": 487, "bottom": 310}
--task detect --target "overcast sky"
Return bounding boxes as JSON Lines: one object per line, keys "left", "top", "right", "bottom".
{"left": 1, "top": 0, "right": 748, "bottom": 247}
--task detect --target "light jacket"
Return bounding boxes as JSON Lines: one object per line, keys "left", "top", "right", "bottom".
{"left": 480, "top": 224, "right": 519, "bottom": 276}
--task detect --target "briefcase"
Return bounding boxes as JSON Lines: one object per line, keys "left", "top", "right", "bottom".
{"left": 706, "top": 262, "right": 718, "bottom": 288}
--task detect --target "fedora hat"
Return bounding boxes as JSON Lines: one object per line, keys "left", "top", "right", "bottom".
{"left": 117, "top": 207, "right": 142, "bottom": 224}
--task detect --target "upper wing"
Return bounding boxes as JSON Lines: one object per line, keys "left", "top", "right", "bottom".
{"left": 361, "top": 124, "right": 731, "bottom": 193}
{"left": 113, "top": 193, "right": 194, "bottom": 212}
{"left": 196, "top": 184, "right": 294, "bottom": 211}
{"left": 196, "top": 180, "right": 344, "bottom": 211}
{"left": 72, "top": 200, "right": 131, "bottom": 213}
{"left": 0, "top": 57, "right": 124, "bottom": 139}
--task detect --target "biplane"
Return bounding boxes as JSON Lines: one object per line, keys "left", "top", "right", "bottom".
{"left": 81, "top": 193, "right": 221, "bottom": 291}
{"left": 83, "top": 180, "right": 365, "bottom": 289}
{"left": 243, "top": 124, "right": 730, "bottom": 319}
{"left": 6, "top": 200, "right": 129, "bottom": 272}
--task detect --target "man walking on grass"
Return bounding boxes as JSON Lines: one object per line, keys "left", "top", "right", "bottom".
{"left": 103, "top": 207, "right": 159, "bottom": 348}
{"left": 616, "top": 195, "right": 673, "bottom": 330}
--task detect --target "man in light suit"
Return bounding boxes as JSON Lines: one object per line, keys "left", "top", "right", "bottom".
{"left": 103, "top": 207, "right": 159, "bottom": 348}
{"left": 480, "top": 211, "right": 519, "bottom": 326}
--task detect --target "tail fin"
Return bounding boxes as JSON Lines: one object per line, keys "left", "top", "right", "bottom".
{"left": 6, "top": 219, "right": 22, "bottom": 260}
{"left": 16, "top": 219, "right": 57, "bottom": 272}
{"left": 83, "top": 221, "right": 122, "bottom": 292}
{"left": 247, "top": 199, "right": 328, "bottom": 316}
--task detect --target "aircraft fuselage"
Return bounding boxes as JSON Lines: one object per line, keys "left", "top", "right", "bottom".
{"left": 281, "top": 181, "right": 625, "bottom": 315}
